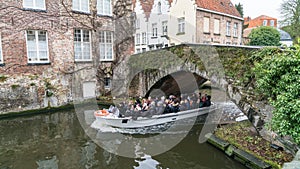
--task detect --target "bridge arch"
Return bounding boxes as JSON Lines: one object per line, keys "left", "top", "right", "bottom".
{"left": 112, "top": 44, "right": 273, "bottom": 141}
{"left": 145, "top": 70, "right": 209, "bottom": 98}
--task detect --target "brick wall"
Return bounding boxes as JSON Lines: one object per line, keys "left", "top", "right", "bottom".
{"left": 0, "top": 0, "right": 134, "bottom": 113}
{"left": 196, "top": 10, "right": 242, "bottom": 45}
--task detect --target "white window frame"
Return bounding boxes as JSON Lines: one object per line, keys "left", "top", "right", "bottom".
{"left": 162, "top": 21, "right": 168, "bottom": 35}
{"left": 136, "top": 33, "right": 140, "bottom": 45}
{"left": 97, "top": 0, "right": 112, "bottom": 16}
{"left": 136, "top": 18, "right": 140, "bottom": 29}
{"left": 203, "top": 17, "right": 210, "bottom": 33}
{"left": 73, "top": 0, "right": 90, "bottom": 13}
{"left": 142, "top": 32, "right": 147, "bottom": 45}
{"left": 214, "top": 19, "right": 220, "bottom": 34}
{"left": 0, "top": 35, "right": 3, "bottom": 64}
{"left": 178, "top": 18, "right": 185, "bottom": 33}
{"left": 233, "top": 23, "right": 238, "bottom": 37}
{"left": 270, "top": 20, "right": 275, "bottom": 27}
{"left": 226, "top": 21, "right": 231, "bottom": 36}
{"left": 152, "top": 23, "right": 158, "bottom": 37}
{"left": 263, "top": 20, "right": 268, "bottom": 26}
{"left": 23, "top": 0, "right": 46, "bottom": 10}
{"left": 74, "top": 29, "right": 92, "bottom": 61}
{"left": 99, "top": 31, "right": 114, "bottom": 61}
{"left": 157, "top": 2, "right": 162, "bottom": 14}
{"left": 26, "top": 30, "right": 49, "bottom": 64}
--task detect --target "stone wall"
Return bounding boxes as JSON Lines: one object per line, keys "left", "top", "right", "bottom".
{"left": 0, "top": 72, "right": 72, "bottom": 114}
{"left": 0, "top": 0, "right": 134, "bottom": 113}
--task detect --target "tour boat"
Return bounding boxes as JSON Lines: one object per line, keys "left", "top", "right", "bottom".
{"left": 93, "top": 105, "right": 217, "bottom": 129}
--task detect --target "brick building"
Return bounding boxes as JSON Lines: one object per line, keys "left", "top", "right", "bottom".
{"left": 0, "top": 0, "right": 134, "bottom": 112}
{"left": 243, "top": 15, "right": 278, "bottom": 39}
{"left": 133, "top": 0, "right": 243, "bottom": 50}
{"left": 244, "top": 15, "right": 277, "bottom": 29}
{"left": 195, "top": 0, "right": 243, "bottom": 45}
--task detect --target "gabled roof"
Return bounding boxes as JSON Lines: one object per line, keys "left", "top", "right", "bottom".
{"left": 196, "top": 0, "right": 241, "bottom": 18}
{"left": 253, "top": 15, "right": 277, "bottom": 20}
{"left": 140, "top": 0, "right": 155, "bottom": 19}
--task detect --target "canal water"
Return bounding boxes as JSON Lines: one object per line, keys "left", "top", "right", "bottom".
{"left": 0, "top": 109, "right": 247, "bottom": 169}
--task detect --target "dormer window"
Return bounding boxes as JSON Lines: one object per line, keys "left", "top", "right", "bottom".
{"left": 263, "top": 20, "right": 268, "bottom": 26}
{"left": 270, "top": 20, "right": 275, "bottom": 27}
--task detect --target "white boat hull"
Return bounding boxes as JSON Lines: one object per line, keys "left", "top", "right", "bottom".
{"left": 95, "top": 106, "right": 216, "bottom": 129}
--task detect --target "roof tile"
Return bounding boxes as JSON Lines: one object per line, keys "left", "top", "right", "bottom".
{"left": 196, "top": 0, "right": 241, "bottom": 18}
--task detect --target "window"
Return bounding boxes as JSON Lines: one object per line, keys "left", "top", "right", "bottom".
{"left": 142, "top": 48, "right": 146, "bottom": 52}
{"left": 136, "top": 18, "right": 140, "bottom": 29}
{"left": 97, "top": 0, "right": 111, "bottom": 16}
{"left": 73, "top": 0, "right": 90, "bottom": 13}
{"left": 203, "top": 17, "right": 210, "bottom": 33}
{"left": 214, "top": 19, "right": 220, "bottom": 34}
{"left": 0, "top": 35, "right": 2, "bottom": 64}
{"left": 136, "top": 49, "right": 141, "bottom": 53}
{"left": 162, "top": 21, "right": 168, "bottom": 35}
{"left": 178, "top": 18, "right": 185, "bottom": 33}
{"left": 233, "top": 23, "right": 238, "bottom": 37}
{"left": 152, "top": 23, "right": 158, "bottom": 37}
{"left": 136, "top": 33, "right": 140, "bottom": 45}
{"left": 99, "top": 31, "right": 113, "bottom": 61}
{"left": 263, "top": 20, "right": 268, "bottom": 26}
{"left": 270, "top": 20, "right": 275, "bottom": 27}
{"left": 158, "top": 2, "right": 162, "bottom": 14}
{"left": 226, "top": 21, "right": 231, "bottom": 36}
{"left": 23, "top": 0, "right": 45, "bottom": 10}
{"left": 104, "top": 77, "right": 111, "bottom": 89}
{"left": 149, "top": 45, "right": 154, "bottom": 50}
{"left": 74, "top": 29, "right": 91, "bottom": 61}
{"left": 26, "top": 30, "right": 49, "bottom": 63}
{"left": 142, "top": 32, "right": 147, "bottom": 45}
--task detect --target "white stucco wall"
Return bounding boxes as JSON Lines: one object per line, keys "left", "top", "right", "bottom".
{"left": 168, "top": 0, "right": 197, "bottom": 45}
{"left": 148, "top": 0, "right": 170, "bottom": 49}
{"left": 134, "top": 0, "right": 149, "bottom": 53}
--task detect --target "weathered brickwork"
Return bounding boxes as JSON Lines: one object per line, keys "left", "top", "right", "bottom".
{"left": 196, "top": 11, "right": 242, "bottom": 45}
{"left": 0, "top": 0, "right": 134, "bottom": 113}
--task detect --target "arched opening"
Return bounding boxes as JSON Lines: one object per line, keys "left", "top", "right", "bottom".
{"left": 145, "top": 71, "right": 208, "bottom": 98}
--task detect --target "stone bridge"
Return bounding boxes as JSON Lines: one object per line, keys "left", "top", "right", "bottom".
{"left": 112, "top": 44, "right": 268, "bottom": 131}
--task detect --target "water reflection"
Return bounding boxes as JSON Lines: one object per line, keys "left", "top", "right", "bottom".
{"left": 134, "top": 155, "right": 160, "bottom": 169}
{"left": 0, "top": 110, "right": 246, "bottom": 169}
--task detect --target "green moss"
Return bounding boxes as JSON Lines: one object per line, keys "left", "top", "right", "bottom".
{"left": 0, "top": 104, "right": 75, "bottom": 120}
{"left": 0, "top": 75, "right": 8, "bottom": 82}
{"left": 215, "top": 122, "right": 293, "bottom": 168}
{"left": 28, "top": 75, "right": 39, "bottom": 80}
{"left": 11, "top": 84, "right": 20, "bottom": 89}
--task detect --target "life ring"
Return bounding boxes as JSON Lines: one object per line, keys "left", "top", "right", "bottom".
{"left": 94, "top": 109, "right": 109, "bottom": 116}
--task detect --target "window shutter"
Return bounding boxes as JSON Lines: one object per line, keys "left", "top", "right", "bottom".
{"left": 203, "top": 17, "right": 210, "bottom": 33}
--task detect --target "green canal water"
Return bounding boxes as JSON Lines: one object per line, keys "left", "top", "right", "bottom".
{"left": 0, "top": 109, "right": 247, "bottom": 169}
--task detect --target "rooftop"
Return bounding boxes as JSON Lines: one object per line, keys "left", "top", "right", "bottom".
{"left": 196, "top": 0, "right": 241, "bottom": 18}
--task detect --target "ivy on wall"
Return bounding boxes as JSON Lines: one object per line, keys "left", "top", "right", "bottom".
{"left": 254, "top": 45, "right": 300, "bottom": 144}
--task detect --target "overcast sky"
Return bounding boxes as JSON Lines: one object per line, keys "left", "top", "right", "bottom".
{"left": 231, "top": 0, "right": 283, "bottom": 20}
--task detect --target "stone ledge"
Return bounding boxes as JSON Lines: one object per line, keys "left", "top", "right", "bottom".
{"left": 206, "top": 133, "right": 272, "bottom": 169}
